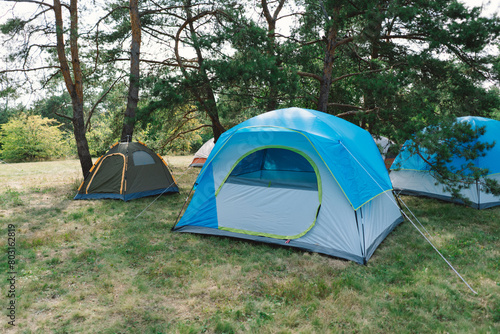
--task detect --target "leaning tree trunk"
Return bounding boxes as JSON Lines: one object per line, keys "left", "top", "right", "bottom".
{"left": 121, "top": 0, "right": 141, "bottom": 142}
{"left": 72, "top": 102, "right": 93, "bottom": 177}
{"left": 202, "top": 88, "right": 225, "bottom": 142}
{"left": 54, "top": 0, "right": 93, "bottom": 177}
{"left": 183, "top": 2, "right": 225, "bottom": 142}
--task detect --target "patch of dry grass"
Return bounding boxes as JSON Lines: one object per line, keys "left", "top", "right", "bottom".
{"left": 0, "top": 157, "right": 499, "bottom": 333}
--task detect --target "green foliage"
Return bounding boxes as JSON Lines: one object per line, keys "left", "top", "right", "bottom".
{"left": 31, "top": 93, "right": 73, "bottom": 131}
{"left": 0, "top": 115, "right": 72, "bottom": 162}
{"left": 86, "top": 111, "right": 121, "bottom": 156}
{"left": 396, "top": 118, "right": 500, "bottom": 202}
{"left": 0, "top": 86, "right": 18, "bottom": 105}
{"left": 293, "top": 0, "right": 500, "bottom": 136}
{"left": 0, "top": 17, "right": 25, "bottom": 34}
{"left": 135, "top": 105, "right": 204, "bottom": 155}
{"left": 0, "top": 103, "right": 24, "bottom": 127}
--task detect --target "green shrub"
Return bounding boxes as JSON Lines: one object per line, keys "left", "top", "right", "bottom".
{"left": 0, "top": 115, "right": 71, "bottom": 161}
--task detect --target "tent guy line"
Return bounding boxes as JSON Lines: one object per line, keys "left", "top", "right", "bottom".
{"left": 172, "top": 183, "right": 195, "bottom": 230}
{"left": 0, "top": 159, "right": 22, "bottom": 171}
{"left": 339, "top": 141, "right": 478, "bottom": 295}
{"left": 396, "top": 194, "right": 478, "bottom": 295}
{"left": 135, "top": 165, "right": 193, "bottom": 219}
{"left": 395, "top": 189, "right": 434, "bottom": 240}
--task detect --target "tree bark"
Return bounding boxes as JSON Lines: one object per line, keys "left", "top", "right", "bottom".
{"left": 317, "top": 21, "right": 338, "bottom": 113}
{"left": 179, "top": 1, "right": 225, "bottom": 142}
{"left": 54, "top": 0, "right": 93, "bottom": 177}
{"left": 120, "top": 0, "right": 141, "bottom": 142}
{"left": 317, "top": 7, "right": 355, "bottom": 113}
{"left": 261, "top": 0, "right": 285, "bottom": 111}
{"left": 72, "top": 103, "right": 93, "bottom": 178}
{"left": 361, "top": 9, "right": 383, "bottom": 130}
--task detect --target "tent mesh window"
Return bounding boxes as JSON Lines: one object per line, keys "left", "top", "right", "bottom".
{"left": 227, "top": 148, "right": 318, "bottom": 190}
{"left": 132, "top": 151, "right": 156, "bottom": 166}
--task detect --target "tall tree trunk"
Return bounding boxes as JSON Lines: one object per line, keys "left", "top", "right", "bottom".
{"left": 54, "top": 0, "right": 93, "bottom": 177}
{"left": 317, "top": 7, "right": 354, "bottom": 113}
{"left": 121, "top": 0, "right": 141, "bottom": 142}
{"left": 183, "top": 2, "right": 225, "bottom": 142}
{"left": 362, "top": 10, "right": 383, "bottom": 131}
{"left": 317, "top": 22, "right": 338, "bottom": 113}
{"left": 261, "top": 0, "right": 285, "bottom": 111}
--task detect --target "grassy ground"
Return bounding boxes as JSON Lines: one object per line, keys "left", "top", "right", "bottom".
{"left": 0, "top": 157, "right": 499, "bottom": 333}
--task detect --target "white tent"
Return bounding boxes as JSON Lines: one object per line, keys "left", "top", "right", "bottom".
{"left": 189, "top": 138, "right": 215, "bottom": 167}
{"left": 372, "top": 135, "right": 397, "bottom": 170}
{"left": 372, "top": 136, "right": 394, "bottom": 159}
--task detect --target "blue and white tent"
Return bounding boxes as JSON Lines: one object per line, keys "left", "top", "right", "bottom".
{"left": 390, "top": 116, "right": 500, "bottom": 209}
{"left": 173, "top": 108, "right": 403, "bottom": 264}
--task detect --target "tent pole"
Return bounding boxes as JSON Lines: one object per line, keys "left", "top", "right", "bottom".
{"left": 476, "top": 179, "right": 481, "bottom": 210}
{"left": 354, "top": 210, "right": 365, "bottom": 261}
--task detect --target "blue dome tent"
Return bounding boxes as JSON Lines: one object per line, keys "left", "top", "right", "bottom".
{"left": 390, "top": 116, "right": 500, "bottom": 209}
{"left": 173, "top": 108, "right": 403, "bottom": 264}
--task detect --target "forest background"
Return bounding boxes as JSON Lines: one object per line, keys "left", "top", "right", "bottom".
{"left": 1, "top": 0, "right": 500, "bottom": 181}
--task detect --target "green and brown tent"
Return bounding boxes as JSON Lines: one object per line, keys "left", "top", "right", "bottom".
{"left": 75, "top": 141, "right": 178, "bottom": 201}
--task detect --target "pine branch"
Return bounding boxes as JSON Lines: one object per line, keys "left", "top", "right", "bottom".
{"left": 0, "top": 66, "right": 60, "bottom": 74}
{"left": 297, "top": 71, "right": 322, "bottom": 82}
{"left": 328, "top": 103, "right": 379, "bottom": 118}
{"left": 85, "top": 75, "right": 126, "bottom": 132}
{"left": 380, "top": 34, "right": 427, "bottom": 41}
{"left": 3, "top": 0, "right": 54, "bottom": 9}
{"left": 54, "top": 111, "right": 73, "bottom": 121}
{"left": 159, "top": 124, "right": 212, "bottom": 152}
{"left": 331, "top": 62, "right": 404, "bottom": 83}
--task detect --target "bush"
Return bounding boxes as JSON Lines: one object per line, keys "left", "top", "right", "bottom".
{"left": 0, "top": 115, "right": 72, "bottom": 162}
